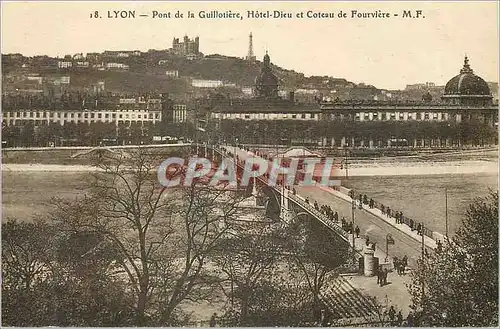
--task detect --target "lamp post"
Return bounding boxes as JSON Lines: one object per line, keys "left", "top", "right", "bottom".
{"left": 385, "top": 233, "right": 395, "bottom": 262}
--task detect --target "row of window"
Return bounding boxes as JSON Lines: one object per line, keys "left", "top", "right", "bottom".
{"left": 214, "top": 112, "right": 453, "bottom": 121}
{"left": 216, "top": 113, "right": 318, "bottom": 119}
{"left": 3, "top": 111, "right": 160, "bottom": 120}
{"left": 350, "top": 112, "right": 449, "bottom": 121}
{"left": 3, "top": 119, "right": 156, "bottom": 126}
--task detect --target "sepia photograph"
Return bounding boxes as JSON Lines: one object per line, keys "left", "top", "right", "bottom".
{"left": 1, "top": 1, "right": 498, "bottom": 327}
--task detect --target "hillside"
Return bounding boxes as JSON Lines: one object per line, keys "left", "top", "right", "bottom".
{"left": 2, "top": 51, "right": 358, "bottom": 95}
{"left": 69, "top": 70, "right": 190, "bottom": 94}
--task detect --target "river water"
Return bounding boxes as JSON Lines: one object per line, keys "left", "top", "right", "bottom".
{"left": 2, "top": 150, "right": 498, "bottom": 235}
{"left": 343, "top": 172, "right": 497, "bottom": 237}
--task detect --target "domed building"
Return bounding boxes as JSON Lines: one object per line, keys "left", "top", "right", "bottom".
{"left": 422, "top": 91, "right": 433, "bottom": 103}
{"left": 441, "top": 56, "right": 493, "bottom": 106}
{"left": 254, "top": 52, "right": 279, "bottom": 99}
{"left": 209, "top": 53, "right": 497, "bottom": 149}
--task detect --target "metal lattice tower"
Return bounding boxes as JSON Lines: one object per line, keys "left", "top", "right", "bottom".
{"left": 246, "top": 32, "right": 256, "bottom": 61}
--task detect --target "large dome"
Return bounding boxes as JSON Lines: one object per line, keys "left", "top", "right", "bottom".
{"left": 255, "top": 70, "right": 278, "bottom": 86}
{"left": 254, "top": 52, "right": 279, "bottom": 98}
{"left": 444, "top": 56, "right": 491, "bottom": 96}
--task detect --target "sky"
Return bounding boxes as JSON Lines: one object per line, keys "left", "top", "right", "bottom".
{"left": 1, "top": 1, "right": 498, "bottom": 90}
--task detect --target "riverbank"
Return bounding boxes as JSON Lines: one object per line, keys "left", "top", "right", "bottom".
{"left": 2, "top": 160, "right": 497, "bottom": 176}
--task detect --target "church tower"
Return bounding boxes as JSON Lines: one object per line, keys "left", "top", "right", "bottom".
{"left": 254, "top": 51, "right": 279, "bottom": 99}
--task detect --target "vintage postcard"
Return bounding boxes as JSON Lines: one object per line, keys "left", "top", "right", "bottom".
{"left": 1, "top": 1, "right": 498, "bottom": 327}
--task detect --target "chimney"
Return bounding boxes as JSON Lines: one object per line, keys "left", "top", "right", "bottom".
{"left": 289, "top": 91, "right": 295, "bottom": 102}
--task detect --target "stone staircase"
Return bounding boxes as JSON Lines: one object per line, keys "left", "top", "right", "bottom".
{"left": 320, "top": 276, "right": 379, "bottom": 323}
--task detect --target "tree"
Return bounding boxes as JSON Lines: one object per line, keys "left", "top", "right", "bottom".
{"left": 211, "top": 221, "right": 284, "bottom": 325}
{"left": 20, "top": 122, "right": 35, "bottom": 147}
{"left": 129, "top": 122, "right": 143, "bottom": 144}
{"left": 407, "top": 191, "right": 498, "bottom": 326}
{"left": 1, "top": 219, "right": 135, "bottom": 327}
{"left": 1, "top": 219, "right": 55, "bottom": 325}
{"left": 89, "top": 122, "right": 116, "bottom": 145}
{"left": 239, "top": 276, "right": 315, "bottom": 326}
{"left": 50, "top": 149, "right": 246, "bottom": 325}
{"left": 283, "top": 216, "right": 350, "bottom": 320}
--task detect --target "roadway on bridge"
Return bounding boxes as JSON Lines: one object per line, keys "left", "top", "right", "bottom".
{"left": 224, "top": 145, "right": 425, "bottom": 268}
{"left": 294, "top": 186, "right": 425, "bottom": 268}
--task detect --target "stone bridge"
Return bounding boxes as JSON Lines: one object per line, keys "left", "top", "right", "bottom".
{"left": 191, "top": 143, "right": 362, "bottom": 270}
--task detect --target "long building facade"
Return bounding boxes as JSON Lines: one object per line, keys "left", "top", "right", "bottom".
{"left": 208, "top": 55, "right": 498, "bottom": 147}
{"left": 1, "top": 96, "right": 163, "bottom": 127}
{"left": 2, "top": 108, "right": 162, "bottom": 127}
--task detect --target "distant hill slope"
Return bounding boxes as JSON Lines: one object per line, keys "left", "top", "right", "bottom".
{"left": 70, "top": 70, "right": 190, "bottom": 94}
{"left": 168, "top": 55, "right": 308, "bottom": 88}
{"left": 154, "top": 54, "right": 356, "bottom": 91}
{"left": 2, "top": 51, "right": 359, "bottom": 94}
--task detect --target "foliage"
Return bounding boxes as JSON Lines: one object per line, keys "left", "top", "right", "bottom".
{"left": 283, "top": 216, "right": 349, "bottom": 319}
{"left": 48, "top": 149, "right": 246, "bottom": 326}
{"left": 1, "top": 219, "right": 135, "bottom": 327}
{"left": 216, "top": 119, "right": 497, "bottom": 146}
{"left": 240, "top": 278, "right": 316, "bottom": 326}
{"left": 407, "top": 191, "right": 498, "bottom": 326}
{"left": 211, "top": 222, "right": 286, "bottom": 325}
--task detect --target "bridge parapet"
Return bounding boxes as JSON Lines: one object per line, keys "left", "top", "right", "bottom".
{"left": 202, "top": 144, "right": 355, "bottom": 244}
{"left": 288, "top": 192, "right": 349, "bottom": 241}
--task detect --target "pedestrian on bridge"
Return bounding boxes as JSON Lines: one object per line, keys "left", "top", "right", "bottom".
{"left": 402, "top": 255, "right": 408, "bottom": 275}
{"left": 355, "top": 225, "right": 360, "bottom": 238}
{"left": 369, "top": 198, "right": 374, "bottom": 209}
{"left": 436, "top": 240, "right": 443, "bottom": 253}
{"left": 393, "top": 257, "right": 400, "bottom": 275}
{"left": 388, "top": 306, "right": 396, "bottom": 325}
{"left": 386, "top": 207, "right": 391, "bottom": 218}
{"left": 396, "top": 311, "right": 403, "bottom": 326}
{"left": 382, "top": 268, "right": 389, "bottom": 286}
{"left": 406, "top": 312, "right": 414, "bottom": 326}
{"left": 376, "top": 265, "right": 383, "bottom": 285}
{"left": 209, "top": 313, "right": 217, "bottom": 327}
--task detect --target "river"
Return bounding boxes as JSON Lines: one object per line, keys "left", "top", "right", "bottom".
{"left": 2, "top": 151, "right": 498, "bottom": 235}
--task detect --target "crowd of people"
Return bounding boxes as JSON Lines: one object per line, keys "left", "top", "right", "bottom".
{"left": 304, "top": 197, "right": 364, "bottom": 238}
{"left": 393, "top": 255, "right": 408, "bottom": 275}
{"left": 349, "top": 190, "right": 428, "bottom": 236}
